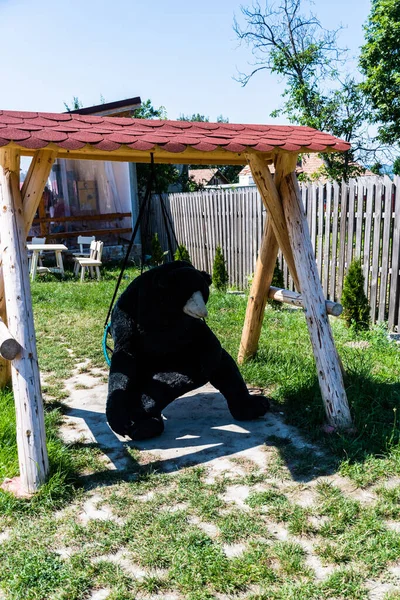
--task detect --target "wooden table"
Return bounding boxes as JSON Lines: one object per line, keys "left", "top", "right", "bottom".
{"left": 27, "top": 244, "right": 68, "bottom": 281}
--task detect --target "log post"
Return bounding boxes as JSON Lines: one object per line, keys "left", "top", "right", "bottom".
{"left": 276, "top": 156, "right": 352, "bottom": 429}
{"left": 238, "top": 153, "right": 301, "bottom": 363}
{"left": 238, "top": 218, "right": 279, "bottom": 363}
{"left": 0, "top": 149, "right": 49, "bottom": 493}
{"left": 22, "top": 149, "right": 57, "bottom": 235}
{"left": 246, "top": 152, "right": 300, "bottom": 290}
{"left": 0, "top": 318, "right": 22, "bottom": 360}
{"left": 0, "top": 149, "right": 56, "bottom": 390}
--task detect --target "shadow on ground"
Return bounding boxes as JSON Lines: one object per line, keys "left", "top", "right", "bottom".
{"left": 62, "top": 384, "right": 337, "bottom": 487}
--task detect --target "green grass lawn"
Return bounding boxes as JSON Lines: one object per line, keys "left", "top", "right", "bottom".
{"left": 1, "top": 264, "right": 400, "bottom": 599}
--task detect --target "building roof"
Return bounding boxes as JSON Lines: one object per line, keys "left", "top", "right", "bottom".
{"left": 0, "top": 110, "right": 350, "bottom": 165}
{"left": 66, "top": 96, "right": 141, "bottom": 117}
{"left": 189, "top": 168, "right": 229, "bottom": 186}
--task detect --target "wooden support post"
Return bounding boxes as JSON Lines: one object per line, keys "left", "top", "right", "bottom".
{"left": 246, "top": 152, "right": 300, "bottom": 290}
{"left": 0, "top": 149, "right": 56, "bottom": 390}
{"left": 238, "top": 218, "right": 279, "bottom": 363}
{"left": 277, "top": 158, "right": 352, "bottom": 430}
{"left": 238, "top": 152, "right": 301, "bottom": 363}
{"left": 22, "top": 149, "right": 57, "bottom": 235}
{"left": 0, "top": 149, "right": 49, "bottom": 493}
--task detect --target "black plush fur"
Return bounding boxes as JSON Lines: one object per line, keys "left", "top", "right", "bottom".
{"left": 106, "top": 261, "right": 269, "bottom": 440}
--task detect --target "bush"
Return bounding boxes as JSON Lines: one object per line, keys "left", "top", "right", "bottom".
{"left": 212, "top": 246, "right": 229, "bottom": 292}
{"left": 174, "top": 244, "right": 192, "bottom": 264}
{"left": 149, "top": 233, "right": 168, "bottom": 266}
{"left": 268, "top": 259, "right": 285, "bottom": 309}
{"left": 341, "top": 258, "right": 371, "bottom": 330}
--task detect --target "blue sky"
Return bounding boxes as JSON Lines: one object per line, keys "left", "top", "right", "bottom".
{"left": 0, "top": 0, "right": 371, "bottom": 124}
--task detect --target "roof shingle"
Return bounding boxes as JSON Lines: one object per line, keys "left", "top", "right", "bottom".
{"left": 0, "top": 110, "right": 351, "bottom": 156}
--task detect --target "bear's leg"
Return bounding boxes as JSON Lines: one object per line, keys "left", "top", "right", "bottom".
{"left": 209, "top": 349, "right": 270, "bottom": 420}
{"left": 128, "top": 372, "right": 204, "bottom": 441}
{"left": 107, "top": 349, "right": 142, "bottom": 437}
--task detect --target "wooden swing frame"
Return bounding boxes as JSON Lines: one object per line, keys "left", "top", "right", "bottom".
{"left": 0, "top": 113, "right": 352, "bottom": 494}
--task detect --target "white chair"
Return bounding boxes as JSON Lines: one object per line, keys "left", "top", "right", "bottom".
{"left": 74, "top": 241, "right": 103, "bottom": 282}
{"left": 73, "top": 236, "right": 95, "bottom": 276}
{"left": 28, "top": 237, "right": 46, "bottom": 272}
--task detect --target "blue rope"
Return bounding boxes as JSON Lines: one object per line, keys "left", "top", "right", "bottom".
{"left": 102, "top": 322, "right": 112, "bottom": 367}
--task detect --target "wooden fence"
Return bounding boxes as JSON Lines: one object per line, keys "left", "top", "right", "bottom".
{"left": 148, "top": 175, "right": 400, "bottom": 331}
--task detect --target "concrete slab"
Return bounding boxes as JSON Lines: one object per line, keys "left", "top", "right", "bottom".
{"left": 60, "top": 369, "right": 319, "bottom": 480}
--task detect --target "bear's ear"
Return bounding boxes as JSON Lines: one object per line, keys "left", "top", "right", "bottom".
{"left": 201, "top": 271, "right": 212, "bottom": 287}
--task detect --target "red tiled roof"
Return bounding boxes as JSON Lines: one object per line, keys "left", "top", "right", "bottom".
{"left": 0, "top": 110, "right": 350, "bottom": 155}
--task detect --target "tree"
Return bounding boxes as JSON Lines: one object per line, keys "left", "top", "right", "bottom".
{"left": 234, "top": 0, "right": 378, "bottom": 180}
{"left": 341, "top": 259, "right": 371, "bottom": 331}
{"left": 64, "top": 96, "right": 83, "bottom": 112}
{"left": 393, "top": 157, "right": 400, "bottom": 176}
{"left": 174, "top": 244, "right": 192, "bottom": 263}
{"left": 212, "top": 247, "right": 229, "bottom": 291}
{"left": 149, "top": 233, "right": 168, "bottom": 266}
{"left": 360, "top": 0, "right": 400, "bottom": 144}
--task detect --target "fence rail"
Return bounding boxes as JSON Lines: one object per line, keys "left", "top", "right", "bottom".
{"left": 148, "top": 175, "right": 400, "bottom": 331}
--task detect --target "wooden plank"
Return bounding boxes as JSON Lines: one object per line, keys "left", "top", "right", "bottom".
{"left": 280, "top": 170, "right": 352, "bottom": 430}
{"left": 363, "top": 178, "right": 374, "bottom": 298}
{"left": 310, "top": 183, "right": 317, "bottom": 254}
{"left": 330, "top": 182, "right": 340, "bottom": 301}
{"left": 317, "top": 183, "right": 324, "bottom": 279}
{"left": 41, "top": 227, "right": 132, "bottom": 240}
{"left": 323, "top": 182, "right": 332, "bottom": 297}
{"left": 355, "top": 179, "right": 364, "bottom": 260}
{"left": 370, "top": 179, "right": 383, "bottom": 323}
{"left": 0, "top": 150, "right": 49, "bottom": 493}
{"left": 378, "top": 176, "right": 393, "bottom": 321}
{"left": 33, "top": 212, "right": 132, "bottom": 224}
{"left": 337, "top": 180, "right": 349, "bottom": 299}
{"left": 346, "top": 179, "right": 356, "bottom": 270}
{"left": 389, "top": 177, "right": 400, "bottom": 329}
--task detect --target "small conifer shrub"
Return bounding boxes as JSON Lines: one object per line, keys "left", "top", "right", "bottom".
{"left": 149, "top": 233, "right": 168, "bottom": 266}
{"left": 341, "top": 258, "right": 371, "bottom": 330}
{"left": 174, "top": 244, "right": 192, "bottom": 264}
{"left": 268, "top": 259, "right": 285, "bottom": 309}
{"left": 213, "top": 246, "right": 229, "bottom": 292}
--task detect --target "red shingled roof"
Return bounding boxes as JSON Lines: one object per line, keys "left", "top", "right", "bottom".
{"left": 0, "top": 110, "right": 350, "bottom": 155}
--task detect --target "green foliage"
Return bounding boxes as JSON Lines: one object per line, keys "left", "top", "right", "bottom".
{"left": 174, "top": 244, "right": 192, "bottom": 264}
{"left": 360, "top": 0, "right": 400, "bottom": 144}
{"left": 234, "top": 1, "right": 374, "bottom": 181}
{"left": 268, "top": 259, "right": 285, "bottom": 309}
{"left": 150, "top": 233, "right": 168, "bottom": 266}
{"left": 63, "top": 96, "right": 83, "bottom": 112}
{"left": 341, "top": 259, "right": 371, "bottom": 331}
{"left": 393, "top": 157, "right": 400, "bottom": 176}
{"left": 212, "top": 246, "right": 229, "bottom": 292}
{"left": 370, "top": 162, "right": 383, "bottom": 175}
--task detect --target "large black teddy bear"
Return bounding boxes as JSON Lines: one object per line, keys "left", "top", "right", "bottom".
{"left": 106, "top": 261, "right": 269, "bottom": 440}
